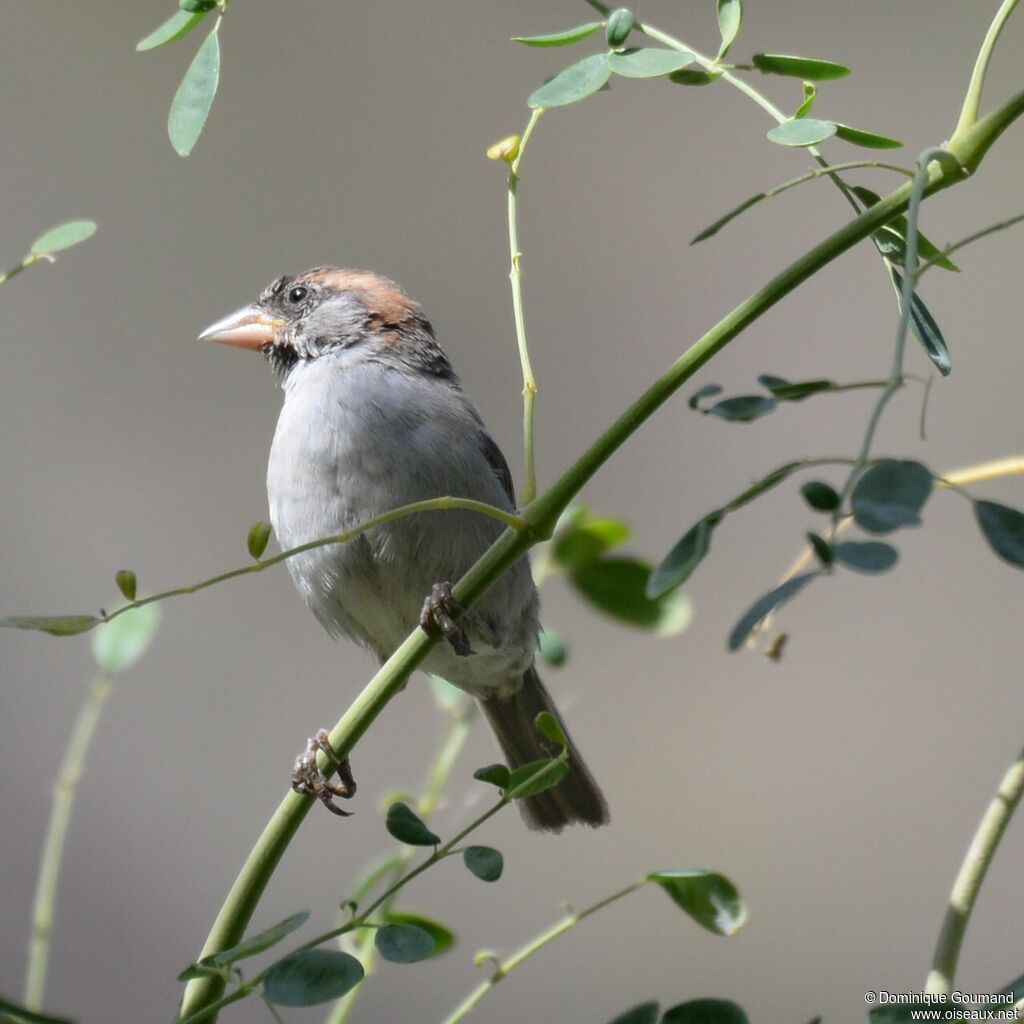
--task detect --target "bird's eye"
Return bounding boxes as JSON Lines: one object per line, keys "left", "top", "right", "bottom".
{"left": 287, "top": 285, "right": 309, "bottom": 305}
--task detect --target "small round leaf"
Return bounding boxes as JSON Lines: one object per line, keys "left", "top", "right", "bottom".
{"left": 383, "top": 912, "right": 455, "bottom": 958}
{"left": 571, "top": 557, "right": 693, "bottom": 634}
{"left": 974, "top": 501, "right": 1024, "bottom": 569}
{"left": 263, "top": 949, "right": 363, "bottom": 1007}
{"left": 833, "top": 541, "right": 899, "bottom": 574}
{"left": 30, "top": 220, "right": 97, "bottom": 256}
{"left": 534, "top": 711, "right": 567, "bottom": 748}
{"left": 801, "top": 481, "right": 840, "bottom": 512}
{"left": 247, "top": 521, "right": 272, "bottom": 560}
{"left": 649, "top": 869, "right": 747, "bottom": 936}
{"left": 473, "top": 763, "right": 511, "bottom": 789}
{"left": 528, "top": 53, "right": 611, "bottom": 109}
{"left": 851, "top": 460, "right": 932, "bottom": 534}
{"left": 464, "top": 846, "right": 504, "bottom": 882}
{"left": 605, "top": 8, "right": 635, "bottom": 48}
{"left": 553, "top": 516, "right": 631, "bottom": 568}
{"left": 374, "top": 923, "right": 435, "bottom": 963}
{"left": 767, "top": 118, "right": 837, "bottom": 147}
{"left": 608, "top": 48, "right": 695, "bottom": 79}
{"left": 706, "top": 394, "right": 777, "bottom": 421}
{"left": 115, "top": 570, "right": 138, "bottom": 601}
{"left": 384, "top": 802, "right": 440, "bottom": 847}
{"left": 537, "top": 629, "right": 568, "bottom": 667}
{"left": 91, "top": 604, "right": 160, "bottom": 674}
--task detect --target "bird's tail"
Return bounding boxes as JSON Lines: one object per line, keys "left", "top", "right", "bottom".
{"left": 479, "top": 666, "right": 608, "bottom": 832}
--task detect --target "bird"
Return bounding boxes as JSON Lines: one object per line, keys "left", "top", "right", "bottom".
{"left": 199, "top": 267, "right": 608, "bottom": 831}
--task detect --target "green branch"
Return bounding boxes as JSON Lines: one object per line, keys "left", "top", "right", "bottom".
{"left": 953, "top": 0, "right": 1021, "bottom": 137}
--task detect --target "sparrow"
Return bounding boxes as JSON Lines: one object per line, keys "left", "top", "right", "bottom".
{"left": 199, "top": 268, "right": 608, "bottom": 831}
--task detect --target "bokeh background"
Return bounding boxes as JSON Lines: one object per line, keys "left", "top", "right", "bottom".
{"left": 2, "top": 2, "right": 1023, "bottom": 1021}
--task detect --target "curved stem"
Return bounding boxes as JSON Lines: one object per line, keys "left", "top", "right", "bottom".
{"left": 953, "top": 0, "right": 1021, "bottom": 137}
{"left": 926, "top": 745, "right": 1024, "bottom": 995}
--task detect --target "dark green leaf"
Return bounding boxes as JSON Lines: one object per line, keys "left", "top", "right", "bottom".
{"left": 688, "top": 383, "right": 723, "bottom": 409}
{"left": 512, "top": 22, "right": 603, "bottom": 47}
{"left": 646, "top": 513, "right": 721, "bottom": 598}
{"left": 857, "top": 188, "right": 959, "bottom": 272}
{"left": 180, "top": 0, "right": 217, "bottom": 11}
{"left": 137, "top": 9, "right": 207, "bottom": 51}
{"left": 898, "top": 271, "right": 951, "bottom": 375}
{"left": 473, "top": 763, "right": 511, "bottom": 789}
{"left": 534, "top": 711, "right": 567, "bottom": 748}
{"left": 706, "top": 394, "right": 777, "bottom": 421}
{"left": 851, "top": 459, "right": 932, "bottom": 534}
{"left": 608, "top": 48, "right": 695, "bottom": 79}
{"left": 382, "top": 912, "right": 455, "bottom": 958}
{"left": 91, "top": 604, "right": 160, "bottom": 674}
{"left": 766, "top": 118, "right": 837, "bottom": 147}
{"left": 691, "top": 192, "right": 765, "bottom": 241}
{"left": 385, "top": 802, "right": 440, "bottom": 847}
{"left": 553, "top": 516, "right": 630, "bottom": 568}
{"left": 1, "top": 614, "right": 99, "bottom": 636}
{"left": 759, "top": 376, "right": 838, "bottom": 401}
{"left": 115, "top": 569, "right": 137, "bottom": 601}
{"left": 30, "top": 220, "right": 97, "bottom": 256}
{"left": 663, "top": 999, "right": 750, "bottom": 1024}
{"left": 833, "top": 541, "right": 899, "bottom": 573}
{"left": 752, "top": 53, "right": 851, "bottom": 80}
{"left": 571, "top": 557, "right": 693, "bottom": 634}
{"left": 606, "top": 1003, "right": 660, "bottom": 1024}
{"left": 210, "top": 911, "right": 310, "bottom": 966}
{"left": 801, "top": 481, "right": 840, "bottom": 512}
{"left": 247, "top": 521, "right": 272, "bottom": 559}
{"left": 726, "top": 461, "right": 807, "bottom": 511}
{"left": 263, "top": 949, "right": 364, "bottom": 1007}
{"left": 374, "top": 923, "right": 435, "bottom": 963}
{"left": 168, "top": 26, "right": 220, "bottom": 156}
{"left": 806, "top": 532, "right": 834, "bottom": 567}
{"left": 0, "top": 995, "right": 73, "bottom": 1024}
{"left": 728, "top": 572, "right": 817, "bottom": 651}
{"left": 669, "top": 68, "right": 723, "bottom": 86}
{"left": 794, "top": 81, "right": 816, "bottom": 119}
{"left": 832, "top": 122, "right": 903, "bottom": 149}
{"left": 975, "top": 501, "right": 1024, "bottom": 569}
{"left": 537, "top": 629, "right": 568, "bottom": 667}
{"left": 463, "top": 845, "right": 504, "bottom": 882}
{"left": 605, "top": 9, "right": 635, "bottom": 48}
{"left": 716, "top": 0, "right": 743, "bottom": 59}
{"left": 648, "top": 869, "right": 747, "bottom": 936}
{"left": 506, "top": 758, "right": 569, "bottom": 798}
{"left": 528, "top": 53, "right": 611, "bottom": 109}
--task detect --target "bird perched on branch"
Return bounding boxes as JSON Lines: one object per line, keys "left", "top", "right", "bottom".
{"left": 200, "top": 268, "right": 607, "bottom": 831}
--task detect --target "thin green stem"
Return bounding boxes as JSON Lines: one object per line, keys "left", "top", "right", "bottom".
{"left": 508, "top": 107, "right": 544, "bottom": 505}
{"left": 440, "top": 879, "right": 647, "bottom": 1024}
{"left": 916, "top": 210, "right": 1024, "bottom": 278}
{"left": 0, "top": 255, "right": 37, "bottom": 288}
{"left": 25, "top": 674, "right": 114, "bottom": 1011}
{"left": 92, "top": 497, "right": 527, "bottom": 628}
{"left": 953, "top": 0, "right": 1021, "bottom": 137}
{"left": 925, "top": 745, "right": 1024, "bottom": 995}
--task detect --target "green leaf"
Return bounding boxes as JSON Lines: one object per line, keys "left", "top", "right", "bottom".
{"left": 801, "top": 481, "right": 840, "bottom": 512}
{"left": 691, "top": 193, "right": 765, "bottom": 242}
{"left": 553, "top": 516, "right": 631, "bottom": 568}
{"left": 473, "top": 763, "right": 511, "bottom": 789}
{"left": 752, "top": 53, "right": 851, "bottom": 80}
{"left": 833, "top": 541, "right": 898, "bottom": 573}
{"left": 571, "top": 557, "right": 693, "bottom": 634}
{"left": 512, "top": 22, "right": 603, "bottom": 47}
{"left": 856, "top": 187, "right": 959, "bottom": 272}
{"left": 851, "top": 459, "right": 932, "bottom": 534}
{"left": 898, "top": 271, "right": 951, "bottom": 375}
{"left": 648, "top": 869, "right": 747, "bottom": 936}
{"left": 669, "top": 68, "right": 723, "bottom": 86}
{"left": 535, "top": 711, "right": 568, "bottom": 748}
{"left": 30, "top": 220, "right": 97, "bottom": 256}
{"left": 605, "top": 9, "right": 635, "bottom": 49}
{"left": 1, "top": 614, "right": 99, "bottom": 636}
{"left": 180, "top": 0, "right": 217, "bottom": 10}
{"left": 137, "top": 9, "right": 207, "bottom": 50}
{"left": 706, "top": 394, "right": 777, "bottom": 421}
{"left": 263, "top": 949, "right": 364, "bottom": 1007}
{"left": 606, "top": 1003, "right": 661, "bottom": 1024}
{"left": 528, "top": 53, "right": 611, "bottom": 108}
{"left": 662, "top": 999, "right": 750, "bottom": 1024}
{"left": 757, "top": 375, "right": 839, "bottom": 401}
{"left": 975, "top": 501, "right": 1024, "bottom": 569}
{"left": 114, "top": 569, "right": 137, "bottom": 601}
{"left": 716, "top": 0, "right": 743, "bottom": 60}
{"left": 384, "top": 802, "right": 440, "bottom": 847}
{"left": 806, "top": 532, "right": 834, "bottom": 567}
{"left": 608, "top": 48, "right": 695, "bottom": 78}
{"left": 91, "top": 604, "right": 160, "bottom": 674}
{"left": 646, "top": 513, "right": 721, "bottom": 598}
{"left": 374, "top": 923, "right": 435, "bottom": 963}
{"left": 794, "top": 81, "right": 816, "bottom": 119}
{"left": 208, "top": 911, "right": 310, "bottom": 966}
{"left": 463, "top": 845, "right": 504, "bottom": 882}
{"left": 832, "top": 122, "right": 903, "bottom": 149}
{"left": 506, "top": 758, "right": 569, "bottom": 798}
{"left": 728, "top": 572, "right": 817, "bottom": 650}
{"left": 247, "top": 521, "right": 272, "bottom": 559}
{"left": 382, "top": 911, "right": 455, "bottom": 958}
{"left": 537, "top": 629, "right": 568, "bottom": 667}
{"left": 688, "top": 383, "right": 723, "bottom": 408}
{"left": 168, "top": 26, "right": 220, "bottom": 156}
{"left": 766, "top": 118, "right": 837, "bottom": 147}
{"left": 0, "top": 996, "right": 74, "bottom": 1024}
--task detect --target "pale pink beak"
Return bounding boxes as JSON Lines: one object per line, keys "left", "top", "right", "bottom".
{"left": 198, "top": 305, "right": 283, "bottom": 350}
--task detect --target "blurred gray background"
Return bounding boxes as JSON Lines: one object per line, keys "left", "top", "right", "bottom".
{"left": 2, "top": 2, "right": 1023, "bottom": 1021}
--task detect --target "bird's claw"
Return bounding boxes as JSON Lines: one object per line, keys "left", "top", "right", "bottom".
{"left": 292, "top": 729, "right": 356, "bottom": 817}
{"left": 419, "top": 581, "right": 477, "bottom": 657}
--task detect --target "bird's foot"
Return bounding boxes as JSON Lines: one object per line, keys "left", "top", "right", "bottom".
{"left": 420, "top": 581, "right": 476, "bottom": 657}
{"left": 291, "top": 729, "right": 356, "bottom": 817}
